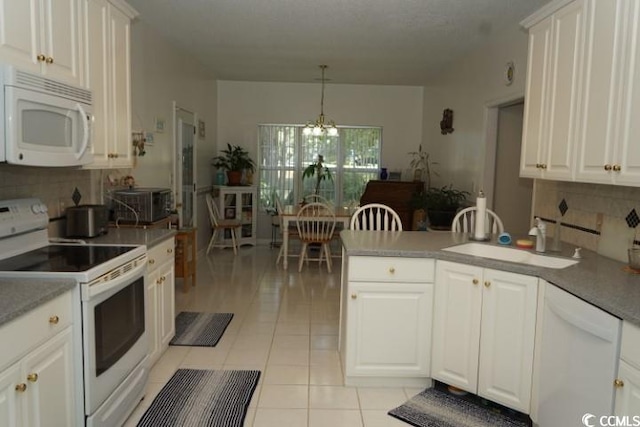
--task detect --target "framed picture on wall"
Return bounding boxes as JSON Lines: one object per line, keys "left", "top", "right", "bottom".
{"left": 198, "top": 120, "right": 206, "bottom": 139}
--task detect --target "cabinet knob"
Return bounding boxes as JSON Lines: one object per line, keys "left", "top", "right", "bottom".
{"left": 156, "top": 278, "right": 162, "bottom": 285}
{"left": 351, "top": 294, "right": 357, "bottom": 299}
{"left": 45, "top": 56, "right": 53, "bottom": 64}
{"left": 15, "top": 383, "right": 27, "bottom": 392}
{"left": 614, "top": 379, "right": 625, "bottom": 388}
{"left": 613, "top": 164, "right": 622, "bottom": 172}
{"left": 49, "top": 315, "right": 59, "bottom": 325}
{"left": 540, "top": 164, "right": 547, "bottom": 170}
{"left": 604, "top": 164, "right": 612, "bottom": 171}
{"left": 37, "top": 54, "right": 46, "bottom": 62}
{"left": 149, "top": 259, "right": 155, "bottom": 265}
{"left": 388, "top": 267, "right": 395, "bottom": 274}
{"left": 535, "top": 163, "right": 541, "bottom": 169}
{"left": 160, "top": 276, "right": 165, "bottom": 283}
{"left": 472, "top": 279, "right": 479, "bottom": 285}
{"left": 27, "top": 373, "right": 38, "bottom": 383}
{"left": 167, "top": 248, "right": 173, "bottom": 254}
{"left": 484, "top": 281, "right": 491, "bottom": 288}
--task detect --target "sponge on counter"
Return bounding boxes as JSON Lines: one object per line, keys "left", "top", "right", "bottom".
{"left": 516, "top": 239, "right": 534, "bottom": 249}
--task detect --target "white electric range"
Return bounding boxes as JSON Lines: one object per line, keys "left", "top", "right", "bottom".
{"left": 0, "top": 198, "right": 149, "bottom": 427}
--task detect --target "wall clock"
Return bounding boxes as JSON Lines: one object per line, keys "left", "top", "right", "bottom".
{"left": 504, "top": 61, "right": 515, "bottom": 86}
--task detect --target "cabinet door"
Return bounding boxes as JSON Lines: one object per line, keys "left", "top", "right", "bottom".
{"left": 40, "top": 0, "right": 81, "bottom": 84}
{"left": 575, "top": 0, "right": 626, "bottom": 183}
{"left": 84, "top": 0, "right": 111, "bottom": 167}
{"left": 0, "top": 363, "right": 22, "bottom": 427}
{"left": 521, "top": 16, "right": 552, "bottom": 178}
{"left": 477, "top": 269, "right": 538, "bottom": 413}
{"left": 21, "top": 327, "right": 75, "bottom": 427}
{"left": 543, "top": 0, "right": 585, "bottom": 181}
{"left": 346, "top": 281, "right": 433, "bottom": 377}
{"left": 615, "top": 360, "right": 640, "bottom": 417}
{"left": 109, "top": 4, "right": 133, "bottom": 167}
{"left": 146, "top": 268, "right": 161, "bottom": 366}
{"left": 432, "top": 261, "right": 482, "bottom": 392}
{"left": 615, "top": 0, "right": 640, "bottom": 185}
{"left": 0, "top": 0, "right": 40, "bottom": 72}
{"left": 158, "top": 261, "right": 176, "bottom": 349}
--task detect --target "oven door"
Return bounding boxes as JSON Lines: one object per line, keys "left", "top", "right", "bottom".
{"left": 81, "top": 260, "right": 147, "bottom": 415}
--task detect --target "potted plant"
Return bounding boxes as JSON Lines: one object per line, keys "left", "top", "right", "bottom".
{"left": 420, "top": 185, "right": 470, "bottom": 229}
{"left": 408, "top": 144, "right": 438, "bottom": 188}
{"left": 302, "top": 154, "right": 333, "bottom": 198}
{"left": 211, "top": 143, "right": 256, "bottom": 186}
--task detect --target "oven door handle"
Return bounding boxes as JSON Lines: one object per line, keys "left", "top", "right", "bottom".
{"left": 81, "top": 256, "right": 147, "bottom": 302}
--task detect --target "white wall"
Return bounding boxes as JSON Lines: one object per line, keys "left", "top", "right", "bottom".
{"left": 422, "top": 23, "right": 531, "bottom": 194}
{"left": 217, "top": 81, "right": 424, "bottom": 173}
{"left": 129, "top": 20, "right": 218, "bottom": 193}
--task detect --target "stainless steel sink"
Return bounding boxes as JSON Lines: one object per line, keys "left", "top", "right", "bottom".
{"left": 443, "top": 242, "right": 579, "bottom": 269}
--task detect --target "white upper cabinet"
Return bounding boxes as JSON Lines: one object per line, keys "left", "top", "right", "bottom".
{"left": 575, "top": 0, "right": 640, "bottom": 185}
{"left": 521, "top": 0, "right": 585, "bottom": 181}
{"left": 524, "top": 0, "right": 640, "bottom": 187}
{"left": 82, "top": 0, "right": 137, "bottom": 169}
{"left": 0, "top": 0, "right": 82, "bottom": 86}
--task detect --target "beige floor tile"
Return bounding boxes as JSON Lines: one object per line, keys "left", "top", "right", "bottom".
{"left": 310, "top": 349, "right": 341, "bottom": 366}
{"left": 309, "top": 364, "right": 344, "bottom": 386}
{"left": 180, "top": 346, "right": 229, "bottom": 368}
{"left": 311, "top": 335, "right": 339, "bottom": 350}
{"left": 264, "top": 365, "right": 309, "bottom": 385}
{"left": 226, "top": 346, "right": 270, "bottom": 365}
{"left": 357, "top": 388, "right": 408, "bottom": 410}
{"left": 271, "top": 334, "right": 310, "bottom": 350}
{"left": 258, "top": 385, "right": 309, "bottom": 409}
{"left": 309, "top": 385, "right": 360, "bottom": 409}
{"left": 361, "top": 410, "right": 408, "bottom": 427}
{"left": 243, "top": 406, "right": 257, "bottom": 427}
{"left": 252, "top": 408, "right": 308, "bottom": 427}
{"left": 309, "top": 409, "right": 363, "bottom": 427}
{"left": 268, "top": 347, "right": 310, "bottom": 366}
{"left": 275, "top": 321, "right": 310, "bottom": 335}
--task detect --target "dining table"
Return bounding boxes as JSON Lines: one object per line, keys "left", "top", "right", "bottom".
{"left": 280, "top": 204, "right": 355, "bottom": 269}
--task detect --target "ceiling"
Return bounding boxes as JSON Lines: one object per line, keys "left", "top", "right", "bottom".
{"left": 127, "top": 0, "right": 549, "bottom": 86}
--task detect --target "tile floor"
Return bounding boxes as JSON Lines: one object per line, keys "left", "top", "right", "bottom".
{"left": 124, "top": 245, "right": 417, "bottom": 426}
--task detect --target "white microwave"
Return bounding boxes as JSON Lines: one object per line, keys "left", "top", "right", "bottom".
{"left": 0, "top": 64, "right": 93, "bottom": 167}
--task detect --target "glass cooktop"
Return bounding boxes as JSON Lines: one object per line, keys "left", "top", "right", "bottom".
{"left": 0, "top": 245, "right": 136, "bottom": 272}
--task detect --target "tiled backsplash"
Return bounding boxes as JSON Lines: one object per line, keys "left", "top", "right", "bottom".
{"left": 0, "top": 164, "right": 100, "bottom": 219}
{"left": 533, "top": 180, "right": 640, "bottom": 262}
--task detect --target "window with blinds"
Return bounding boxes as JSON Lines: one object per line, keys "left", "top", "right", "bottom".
{"left": 258, "top": 125, "right": 381, "bottom": 211}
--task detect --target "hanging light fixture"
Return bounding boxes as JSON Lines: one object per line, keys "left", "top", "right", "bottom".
{"left": 303, "top": 65, "right": 339, "bottom": 137}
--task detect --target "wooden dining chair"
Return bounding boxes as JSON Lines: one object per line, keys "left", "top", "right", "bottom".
{"left": 205, "top": 193, "right": 241, "bottom": 255}
{"left": 350, "top": 203, "right": 403, "bottom": 231}
{"left": 275, "top": 194, "right": 300, "bottom": 266}
{"left": 296, "top": 202, "right": 336, "bottom": 272}
{"left": 451, "top": 207, "right": 504, "bottom": 234}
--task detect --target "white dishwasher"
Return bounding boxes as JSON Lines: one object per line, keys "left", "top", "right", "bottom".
{"left": 536, "top": 283, "right": 621, "bottom": 426}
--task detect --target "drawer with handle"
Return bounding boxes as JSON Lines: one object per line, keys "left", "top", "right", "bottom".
{"left": 348, "top": 256, "right": 435, "bottom": 283}
{"left": 147, "top": 237, "right": 175, "bottom": 272}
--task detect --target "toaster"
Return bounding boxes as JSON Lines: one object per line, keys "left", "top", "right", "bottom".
{"left": 66, "top": 205, "right": 109, "bottom": 238}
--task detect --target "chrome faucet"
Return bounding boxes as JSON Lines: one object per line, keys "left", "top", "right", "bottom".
{"left": 528, "top": 217, "right": 547, "bottom": 253}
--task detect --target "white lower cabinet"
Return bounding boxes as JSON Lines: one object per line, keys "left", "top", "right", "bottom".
{"left": 615, "top": 322, "right": 640, "bottom": 417}
{"left": 341, "top": 256, "right": 434, "bottom": 386}
{"left": 146, "top": 237, "right": 176, "bottom": 367}
{"left": 431, "top": 261, "right": 538, "bottom": 413}
{"left": 0, "top": 291, "right": 78, "bottom": 427}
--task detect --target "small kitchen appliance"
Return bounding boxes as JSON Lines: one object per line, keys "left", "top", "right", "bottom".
{"left": 66, "top": 204, "right": 109, "bottom": 238}
{"left": 111, "top": 187, "right": 171, "bottom": 224}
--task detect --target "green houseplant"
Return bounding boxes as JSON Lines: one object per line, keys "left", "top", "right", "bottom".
{"left": 211, "top": 143, "right": 256, "bottom": 186}
{"left": 416, "top": 185, "right": 469, "bottom": 229}
{"left": 408, "top": 144, "right": 438, "bottom": 188}
{"left": 302, "top": 154, "right": 333, "bottom": 197}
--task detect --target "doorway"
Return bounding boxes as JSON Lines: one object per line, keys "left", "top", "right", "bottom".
{"left": 173, "top": 104, "right": 197, "bottom": 228}
{"left": 486, "top": 101, "right": 533, "bottom": 234}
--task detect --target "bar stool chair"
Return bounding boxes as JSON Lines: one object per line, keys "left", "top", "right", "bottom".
{"left": 205, "top": 193, "right": 241, "bottom": 255}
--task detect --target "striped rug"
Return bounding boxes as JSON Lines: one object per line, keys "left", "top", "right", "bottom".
{"left": 170, "top": 312, "right": 233, "bottom": 347}
{"left": 388, "top": 387, "right": 530, "bottom": 427}
{"left": 137, "top": 369, "right": 260, "bottom": 427}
